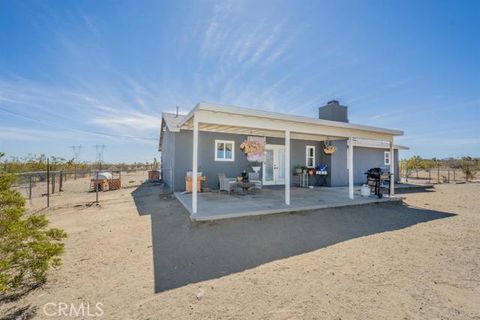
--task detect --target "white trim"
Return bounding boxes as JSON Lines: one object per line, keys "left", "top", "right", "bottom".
{"left": 384, "top": 151, "right": 391, "bottom": 166}
{"left": 194, "top": 110, "right": 395, "bottom": 141}
{"left": 214, "top": 140, "right": 235, "bottom": 162}
{"left": 352, "top": 138, "right": 409, "bottom": 150}
{"left": 192, "top": 114, "right": 199, "bottom": 214}
{"left": 285, "top": 131, "right": 290, "bottom": 205}
{"left": 262, "top": 144, "right": 285, "bottom": 186}
{"left": 348, "top": 137, "right": 354, "bottom": 200}
{"left": 389, "top": 140, "right": 395, "bottom": 196}
{"left": 178, "top": 102, "right": 403, "bottom": 136}
{"left": 305, "top": 145, "right": 316, "bottom": 168}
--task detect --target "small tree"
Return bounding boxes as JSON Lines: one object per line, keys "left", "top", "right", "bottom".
{"left": 461, "top": 156, "right": 478, "bottom": 181}
{"left": 152, "top": 158, "right": 159, "bottom": 171}
{"left": 0, "top": 153, "right": 66, "bottom": 293}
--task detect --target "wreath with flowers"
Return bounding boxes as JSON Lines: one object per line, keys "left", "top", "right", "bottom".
{"left": 240, "top": 140, "right": 265, "bottom": 155}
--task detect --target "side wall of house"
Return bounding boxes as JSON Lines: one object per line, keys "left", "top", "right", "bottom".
{"left": 160, "top": 128, "right": 175, "bottom": 190}
{"left": 173, "top": 131, "right": 252, "bottom": 191}
{"left": 166, "top": 130, "right": 401, "bottom": 191}
{"left": 326, "top": 141, "right": 401, "bottom": 186}
{"left": 352, "top": 147, "right": 400, "bottom": 184}
{"left": 327, "top": 140, "right": 348, "bottom": 186}
{"left": 317, "top": 141, "right": 401, "bottom": 186}
{"left": 171, "top": 130, "right": 327, "bottom": 191}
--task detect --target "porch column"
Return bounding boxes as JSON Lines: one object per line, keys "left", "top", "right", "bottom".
{"left": 390, "top": 139, "right": 395, "bottom": 197}
{"left": 348, "top": 137, "right": 354, "bottom": 199}
{"left": 285, "top": 130, "right": 291, "bottom": 205}
{"left": 192, "top": 113, "right": 199, "bottom": 214}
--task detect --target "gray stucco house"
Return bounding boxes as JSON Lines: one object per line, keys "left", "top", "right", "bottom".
{"left": 159, "top": 101, "right": 407, "bottom": 201}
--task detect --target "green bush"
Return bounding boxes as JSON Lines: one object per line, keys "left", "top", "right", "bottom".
{"left": 0, "top": 168, "right": 66, "bottom": 293}
{"left": 461, "top": 157, "right": 478, "bottom": 181}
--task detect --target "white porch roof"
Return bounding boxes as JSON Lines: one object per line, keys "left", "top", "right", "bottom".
{"left": 177, "top": 102, "right": 403, "bottom": 142}
{"left": 352, "top": 138, "right": 410, "bottom": 150}
{"left": 161, "top": 102, "right": 403, "bottom": 215}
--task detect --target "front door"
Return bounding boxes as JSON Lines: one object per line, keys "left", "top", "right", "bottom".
{"left": 263, "top": 145, "right": 285, "bottom": 185}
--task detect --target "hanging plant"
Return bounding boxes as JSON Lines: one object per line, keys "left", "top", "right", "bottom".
{"left": 324, "top": 145, "right": 336, "bottom": 155}
{"left": 240, "top": 136, "right": 266, "bottom": 162}
{"left": 323, "top": 138, "right": 337, "bottom": 155}
{"left": 240, "top": 140, "right": 264, "bottom": 154}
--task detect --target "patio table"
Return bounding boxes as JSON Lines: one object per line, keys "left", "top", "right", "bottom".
{"left": 235, "top": 181, "right": 255, "bottom": 194}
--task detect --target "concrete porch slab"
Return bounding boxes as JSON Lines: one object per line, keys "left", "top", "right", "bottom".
{"left": 175, "top": 187, "right": 401, "bottom": 221}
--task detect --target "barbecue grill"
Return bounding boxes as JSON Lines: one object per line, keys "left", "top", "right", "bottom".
{"left": 365, "top": 167, "right": 390, "bottom": 198}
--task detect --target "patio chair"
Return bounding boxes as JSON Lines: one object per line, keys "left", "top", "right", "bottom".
{"left": 248, "top": 172, "right": 262, "bottom": 190}
{"left": 218, "top": 173, "right": 236, "bottom": 194}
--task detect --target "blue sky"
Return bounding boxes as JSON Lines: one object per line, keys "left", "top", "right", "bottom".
{"left": 0, "top": 0, "right": 479, "bottom": 163}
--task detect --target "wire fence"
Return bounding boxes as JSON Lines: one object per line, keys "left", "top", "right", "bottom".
{"left": 400, "top": 168, "right": 477, "bottom": 184}
{"left": 12, "top": 166, "right": 153, "bottom": 214}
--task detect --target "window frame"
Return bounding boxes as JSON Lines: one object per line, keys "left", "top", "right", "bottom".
{"left": 384, "top": 151, "right": 391, "bottom": 166}
{"left": 214, "top": 140, "right": 235, "bottom": 162}
{"left": 305, "top": 145, "right": 316, "bottom": 168}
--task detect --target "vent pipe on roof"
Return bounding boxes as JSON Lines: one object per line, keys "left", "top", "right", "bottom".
{"left": 175, "top": 106, "right": 179, "bottom": 118}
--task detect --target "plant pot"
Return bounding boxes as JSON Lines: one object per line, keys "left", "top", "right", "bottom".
{"left": 148, "top": 170, "right": 160, "bottom": 181}
{"left": 251, "top": 166, "right": 261, "bottom": 173}
{"left": 323, "top": 146, "right": 337, "bottom": 155}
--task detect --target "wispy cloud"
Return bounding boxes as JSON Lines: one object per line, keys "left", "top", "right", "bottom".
{"left": 0, "top": 78, "right": 160, "bottom": 144}
{"left": 90, "top": 112, "right": 159, "bottom": 130}
{"left": 200, "top": 1, "right": 240, "bottom": 58}
{"left": 0, "top": 126, "right": 86, "bottom": 141}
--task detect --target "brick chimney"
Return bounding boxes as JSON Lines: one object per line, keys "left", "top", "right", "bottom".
{"left": 318, "top": 100, "right": 349, "bottom": 122}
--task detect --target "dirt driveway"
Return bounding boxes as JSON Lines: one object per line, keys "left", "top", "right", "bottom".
{"left": 1, "top": 183, "right": 479, "bottom": 319}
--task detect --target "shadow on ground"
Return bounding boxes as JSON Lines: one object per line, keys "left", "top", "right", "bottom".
{"left": 132, "top": 182, "right": 455, "bottom": 293}
{"left": 0, "top": 305, "right": 36, "bottom": 320}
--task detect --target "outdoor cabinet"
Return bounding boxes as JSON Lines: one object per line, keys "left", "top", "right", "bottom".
{"left": 185, "top": 176, "right": 205, "bottom": 193}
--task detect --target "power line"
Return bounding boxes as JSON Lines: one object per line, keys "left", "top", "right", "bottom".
{"left": 0, "top": 106, "right": 157, "bottom": 141}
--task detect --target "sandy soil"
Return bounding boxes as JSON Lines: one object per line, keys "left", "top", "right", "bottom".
{"left": 1, "top": 181, "right": 479, "bottom": 319}
{"left": 18, "top": 171, "right": 148, "bottom": 213}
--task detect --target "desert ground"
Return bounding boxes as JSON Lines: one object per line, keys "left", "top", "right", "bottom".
{"left": 1, "top": 174, "right": 479, "bottom": 319}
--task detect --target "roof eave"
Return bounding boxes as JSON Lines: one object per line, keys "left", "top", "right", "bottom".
{"left": 176, "top": 103, "right": 201, "bottom": 129}
{"left": 196, "top": 102, "right": 404, "bottom": 137}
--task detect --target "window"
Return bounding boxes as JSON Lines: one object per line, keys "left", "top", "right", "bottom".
{"left": 306, "top": 145, "right": 315, "bottom": 167}
{"left": 384, "top": 151, "right": 391, "bottom": 166}
{"left": 215, "top": 140, "right": 235, "bottom": 161}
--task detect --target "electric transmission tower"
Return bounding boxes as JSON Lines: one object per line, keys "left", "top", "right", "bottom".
{"left": 93, "top": 144, "right": 106, "bottom": 170}
{"left": 70, "top": 145, "right": 83, "bottom": 163}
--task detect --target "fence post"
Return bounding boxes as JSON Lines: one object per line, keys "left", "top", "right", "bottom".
{"left": 59, "top": 171, "right": 63, "bottom": 191}
{"left": 51, "top": 173, "right": 55, "bottom": 194}
{"left": 46, "top": 159, "right": 50, "bottom": 208}
{"left": 95, "top": 171, "right": 99, "bottom": 203}
{"left": 453, "top": 170, "right": 456, "bottom": 182}
{"left": 29, "top": 175, "right": 32, "bottom": 201}
{"left": 74, "top": 165, "right": 77, "bottom": 180}
{"left": 437, "top": 167, "right": 440, "bottom": 184}
{"left": 447, "top": 170, "right": 450, "bottom": 183}
{"left": 428, "top": 169, "right": 431, "bottom": 183}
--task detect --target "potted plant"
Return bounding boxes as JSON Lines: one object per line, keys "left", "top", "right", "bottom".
{"left": 323, "top": 145, "right": 337, "bottom": 155}
{"left": 323, "top": 139, "right": 337, "bottom": 155}
{"left": 295, "top": 164, "right": 303, "bottom": 174}
{"left": 148, "top": 158, "right": 160, "bottom": 181}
